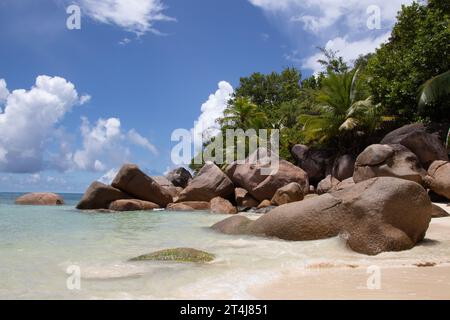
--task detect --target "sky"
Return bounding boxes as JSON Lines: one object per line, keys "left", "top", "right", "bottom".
{"left": 0, "top": 0, "right": 414, "bottom": 193}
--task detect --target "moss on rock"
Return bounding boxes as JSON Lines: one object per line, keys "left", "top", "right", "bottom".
{"left": 130, "top": 248, "right": 215, "bottom": 263}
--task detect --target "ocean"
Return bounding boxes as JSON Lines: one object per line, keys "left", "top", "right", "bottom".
{"left": 1, "top": 192, "right": 449, "bottom": 299}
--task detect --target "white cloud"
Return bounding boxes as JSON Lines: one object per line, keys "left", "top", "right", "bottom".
{"left": 0, "top": 79, "right": 9, "bottom": 110}
{"left": 78, "top": 0, "right": 175, "bottom": 36}
{"left": 192, "top": 81, "right": 234, "bottom": 150}
{"left": 249, "top": 0, "right": 413, "bottom": 33}
{"left": 73, "top": 117, "right": 158, "bottom": 172}
{"left": 248, "top": 0, "right": 413, "bottom": 72}
{"left": 127, "top": 129, "right": 158, "bottom": 155}
{"left": 302, "top": 32, "right": 391, "bottom": 74}
{"left": 0, "top": 76, "right": 87, "bottom": 173}
{"left": 98, "top": 168, "right": 118, "bottom": 184}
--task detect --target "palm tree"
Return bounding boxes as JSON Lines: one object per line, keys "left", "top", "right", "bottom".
{"left": 418, "top": 70, "right": 450, "bottom": 109}
{"left": 218, "top": 97, "right": 268, "bottom": 130}
{"left": 298, "top": 69, "right": 384, "bottom": 145}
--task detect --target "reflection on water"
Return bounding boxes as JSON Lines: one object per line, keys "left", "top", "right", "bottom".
{"left": 0, "top": 192, "right": 449, "bottom": 299}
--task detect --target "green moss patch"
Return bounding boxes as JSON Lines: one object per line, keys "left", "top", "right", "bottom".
{"left": 130, "top": 248, "right": 215, "bottom": 263}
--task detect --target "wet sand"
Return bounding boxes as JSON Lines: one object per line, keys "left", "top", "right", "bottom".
{"left": 250, "top": 206, "right": 450, "bottom": 300}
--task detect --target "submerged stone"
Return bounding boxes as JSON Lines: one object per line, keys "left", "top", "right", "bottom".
{"left": 130, "top": 248, "right": 215, "bottom": 263}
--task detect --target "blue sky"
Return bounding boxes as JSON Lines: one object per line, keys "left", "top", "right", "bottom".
{"left": 0, "top": 0, "right": 413, "bottom": 192}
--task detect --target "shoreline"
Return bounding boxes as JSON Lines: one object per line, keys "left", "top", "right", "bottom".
{"left": 249, "top": 213, "right": 450, "bottom": 300}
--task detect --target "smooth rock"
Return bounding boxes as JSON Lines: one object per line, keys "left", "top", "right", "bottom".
{"left": 108, "top": 199, "right": 160, "bottom": 211}
{"left": 112, "top": 164, "right": 173, "bottom": 207}
{"left": 235, "top": 188, "right": 259, "bottom": 208}
{"left": 271, "top": 182, "right": 304, "bottom": 206}
{"left": 212, "top": 177, "right": 432, "bottom": 256}
{"left": 353, "top": 144, "right": 426, "bottom": 184}
{"left": 229, "top": 148, "right": 309, "bottom": 202}
{"left": 210, "top": 197, "right": 237, "bottom": 214}
{"left": 15, "top": 193, "right": 64, "bottom": 206}
{"left": 291, "top": 144, "right": 333, "bottom": 185}
{"left": 167, "top": 201, "right": 210, "bottom": 211}
{"left": 76, "top": 182, "right": 131, "bottom": 210}
{"left": 177, "top": 162, "right": 234, "bottom": 202}
{"left": 317, "top": 175, "right": 340, "bottom": 195}
{"left": 332, "top": 154, "right": 355, "bottom": 181}
{"left": 424, "top": 161, "right": 450, "bottom": 200}
{"left": 381, "top": 123, "right": 448, "bottom": 169}
{"left": 166, "top": 167, "right": 193, "bottom": 188}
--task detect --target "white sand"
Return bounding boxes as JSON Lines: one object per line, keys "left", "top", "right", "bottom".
{"left": 250, "top": 205, "right": 450, "bottom": 300}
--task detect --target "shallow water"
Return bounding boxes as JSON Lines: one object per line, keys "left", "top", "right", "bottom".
{"left": 0, "top": 192, "right": 449, "bottom": 299}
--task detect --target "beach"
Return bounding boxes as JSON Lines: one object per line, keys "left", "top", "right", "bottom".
{"left": 0, "top": 192, "right": 449, "bottom": 300}
{"left": 251, "top": 211, "right": 450, "bottom": 300}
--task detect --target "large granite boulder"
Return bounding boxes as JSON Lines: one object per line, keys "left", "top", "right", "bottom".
{"left": 108, "top": 199, "right": 160, "bottom": 212}
{"left": 381, "top": 123, "right": 448, "bottom": 169}
{"left": 353, "top": 144, "right": 426, "bottom": 184}
{"left": 212, "top": 177, "right": 432, "bottom": 255}
{"left": 333, "top": 177, "right": 355, "bottom": 191}
{"left": 166, "top": 167, "right": 193, "bottom": 188}
{"left": 291, "top": 144, "right": 333, "bottom": 185}
{"left": 317, "top": 175, "right": 340, "bottom": 195}
{"left": 271, "top": 182, "right": 304, "bottom": 206}
{"left": 424, "top": 160, "right": 450, "bottom": 200}
{"left": 332, "top": 154, "right": 355, "bottom": 181}
{"left": 112, "top": 164, "right": 173, "bottom": 207}
{"left": 15, "top": 193, "right": 64, "bottom": 206}
{"left": 177, "top": 162, "right": 234, "bottom": 202}
{"left": 76, "top": 182, "right": 131, "bottom": 210}
{"left": 210, "top": 197, "right": 237, "bottom": 214}
{"left": 229, "top": 148, "right": 309, "bottom": 202}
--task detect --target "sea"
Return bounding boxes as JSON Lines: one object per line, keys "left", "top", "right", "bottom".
{"left": 1, "top": 192, "right": 449, "bottom": 299}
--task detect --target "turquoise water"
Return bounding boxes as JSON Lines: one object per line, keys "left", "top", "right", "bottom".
{"left": 1, "top": 192, "right": 450, "bottom": 299}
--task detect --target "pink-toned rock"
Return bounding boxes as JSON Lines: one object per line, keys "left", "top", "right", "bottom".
{"left": 257, "top": 200, "right": 272, "bottom": 209}
{"left": 15, "top": 193, "right": 64, "bottom": 206}
{"left": 317, "top": 175, "right": 340, "bottom": 195}
{"left": 112, "top": 164, "right": 173, "bottom": 207}
{"left": 177, "top": 162, "right": 234, "bottom": 202}
{"left": 210, "top": 197, "right": 237, "bottom": 214}
{"left": 424, "top": 160, "right": 450, "bottom": 200}
{"left": 108, "top": 199, "right": 160, "bottom": 211}
{"left": 167, "top": 201, "right": 210, "bottom": 211}
{"left": 353, "top": 144, "right": 426, "bottom": 184}
{"left": 271, "top": 182, "right": 304, "bottom": 206}
{"left": 229, "top": 148, "right": 309, "bottom": 202}
{"left": 76, "top": 182, "right": 131, "bottom": 210}
{"left": 213, "top": 177, "right": 432, "bottom": 256}
{"left": 235, "top": 188, "right": 259, "bottom": 208}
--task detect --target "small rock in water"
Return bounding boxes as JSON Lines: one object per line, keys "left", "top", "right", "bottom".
{"left": 130, "top": 248, "right": 215, "bottom": 263}
{"left": 15, "top": 192, "right": 64, "bottom": 206}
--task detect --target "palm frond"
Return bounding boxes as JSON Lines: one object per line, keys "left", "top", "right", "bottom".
{"left": 418, "top": 70, "right": 450, "bottom": 109}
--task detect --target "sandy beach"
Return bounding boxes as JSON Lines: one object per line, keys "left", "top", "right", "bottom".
{"left": 250, "top": 204, "right": 450, "bottom": 300}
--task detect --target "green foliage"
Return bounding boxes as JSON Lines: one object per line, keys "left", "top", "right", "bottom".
{"left": 232, "top": 67, "right": 303, "bottom": 126}
{"left": 366, "top": 0, "right": 450, "bottom": 122}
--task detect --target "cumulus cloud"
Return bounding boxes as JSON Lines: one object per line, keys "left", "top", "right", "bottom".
{"left": 302, "top": 32, "right": 391, "bottom": 74}
{"left": 0, "top": 76, "right": 88, "bottom": 173}
{"left": 0, "top": 76, "right": 158, "bottom": 174}
{"left": 78, "top": 0, "right": 175, "bottom": 35}
{"left": 248, "top": 0, "right": 413, "bottom": 72}
{"left": 73, "top": 117, "right": 158, "bottom": 172}
{"left": 192, "top": 81, "right": 234, "bottom": 150}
